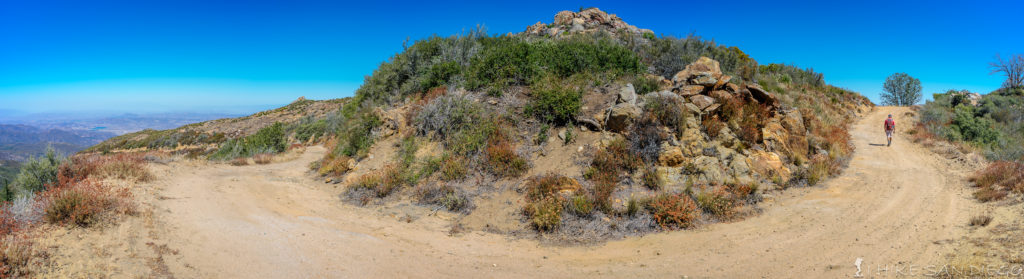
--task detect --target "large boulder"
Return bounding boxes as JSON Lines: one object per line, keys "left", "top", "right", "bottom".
{"left": 554, "top": 11, "right": 575, "bottom": 25}
{"left": 677, "top": 85, "right": 705, "bottom": 97}
{"left": 693, "top": 156, "right": 727, "bottom": 185}
{"left": 672, "top": 57, "right": 723, "bottom": 87}
{"left": 761, "top": 120, "right": 788, "bottom": 154}
{"left": 689, "top": 95, "right": 717, "bottom": 110}
{"left": 617, "top": 84, "right": 637, "bottom": 105}
{"left": 749, "top": 150, "right": 791, "bottom": 182}
{"left": 779, "top": 109, "right": 808, "bottom": 157}
{"left": 747, "top": 84, "right": 778, "bottom": 108}
{"left": 658, "top": 143, "right": 686, "bottom": 167}
{"left": 605, "top": 103, "right": 640, "bottom": 133}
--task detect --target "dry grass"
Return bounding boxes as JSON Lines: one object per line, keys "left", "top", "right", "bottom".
{"left": 695, "top": 185, "right": 737, "bottom": 219}
{"left": 0, "top": 234, "right": 36, "bottom": 278}
{"left": 63, "top": 153, "right": 154, "bottom": 182}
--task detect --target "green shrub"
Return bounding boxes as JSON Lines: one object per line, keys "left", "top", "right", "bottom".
{"left": 210, "top": 123, "right": 287, "bottom": 160}
{"left": 525, "top": 196, "right": 562, "bottom": 232}
{"left": 567, "top": 194, "right": 593, "bottom": 217}
{"left": 526, "top": 80, "right": 582, "bottom": 125}
{"left": 10, "top": 148, "right": 63, "bottom": 197}
{"left": 293, "top": 119, "right": 327, "bottom": 142}
{"left": 641, "top": 166, "right": 662, "bottom": 190}
{"left": 951, "top": 106, "right": 999, "bottom": 145}
{"left": 467, "top": 35, "right": 642, "bottom": 90}
{"left": 632, "top": 75, "right": 661, "bottom": 95}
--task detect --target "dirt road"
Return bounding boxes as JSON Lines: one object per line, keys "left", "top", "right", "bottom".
{"left": 46, "top": 107, "right": 982, "bottom": 278}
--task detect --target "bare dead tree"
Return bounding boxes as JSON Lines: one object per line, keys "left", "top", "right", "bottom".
{"left": 990, "top": 53, "right": 1024, "bottom": 89}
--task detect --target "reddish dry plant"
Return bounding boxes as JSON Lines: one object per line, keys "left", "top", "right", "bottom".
{"left": 317, "top": 153, "right": 351, "bottom": 177}
{"left": 38, "top": 178, "right": 135, "bottom": 226}
{"left": 483, "top": 132, "right": 528, "bottom": 177}
{"left": 649, "top": 193, "right": 699, "bottom": 230}
{"left": 62, "top": 153, "right": 153, "bottom": 182}
{"left": 702, "top": 114, "right": 725, "bottom": 137}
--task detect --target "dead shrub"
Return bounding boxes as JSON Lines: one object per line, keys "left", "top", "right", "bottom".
{"left": 584, "top": 139, "right": 640, "bottom": 212}
{"left": 702, "top": 114, "right": 725, "bottom": 138}
{"left": 648, "top": 193, "right": 699, "bottom": 230}
{"left": 230, "top": 158, "right": 248, "bottom": 166}
{"left": 969, "top": 215, "right": 992, "bottom": 227}
{"left": 973, "top": 187, "right": 1007, "bottom": 202}
{"left": 62, "top": 153, "right": 153, "bottom": 182}
{"left": 253, "top": 153, "right": 272, "bottom": 165}
{"left": 348, "top": 165, "right": 403, "bottom": 199}
{"left": 630, "top": 114, "right": 667, "bottom": 164}
{"left": 40, "top": 179, "right": 133, "bottom": 226}
{"left": 318, "top": 153, "right": 351, "bottom": 177}
{"left": 969, "top": 161, "right": 1024, "bottom": 193}
{"left": 413, "top": 183, "right": 469, "bottom": 212}
{"left": 525, "top": 196, "right": 562, "bottom": 232}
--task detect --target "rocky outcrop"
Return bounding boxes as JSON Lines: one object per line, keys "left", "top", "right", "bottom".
{"left": 604, "top": 103, "right": 640, "bottom": 133}
{"left": 522, "top": 8, "right": 654, "bottom": 37}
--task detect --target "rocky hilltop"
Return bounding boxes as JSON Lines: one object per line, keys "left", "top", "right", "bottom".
{"left": 88, "top": 8, "right": 873, "bottom": 241}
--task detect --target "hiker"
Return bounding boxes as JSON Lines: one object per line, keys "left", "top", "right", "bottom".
{"left": 884, "top": 114, "right": 896, "bottom": 146}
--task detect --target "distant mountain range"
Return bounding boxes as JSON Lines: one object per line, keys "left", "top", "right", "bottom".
{"left": 0, "top": 111, "right": 247, "bottom": 161}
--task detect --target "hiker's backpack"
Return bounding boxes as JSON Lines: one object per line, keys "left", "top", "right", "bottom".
{"left": 885, "top": 118, "right": 894, "bottom": 130}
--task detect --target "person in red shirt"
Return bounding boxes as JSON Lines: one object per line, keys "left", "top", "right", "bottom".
{"left": 884, "top": 114, "right": 896, "bottom": 146}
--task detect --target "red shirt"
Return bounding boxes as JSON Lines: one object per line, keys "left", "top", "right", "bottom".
{"left": 884, "top": 118, "right": 895, "bottom": 131}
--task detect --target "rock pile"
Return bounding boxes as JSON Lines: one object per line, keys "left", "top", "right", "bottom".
{"left": 588, "top": 56, "right": 811, "bottom": 191}
{"left": 523, "top": 8, "right": 654, "bottom": 37}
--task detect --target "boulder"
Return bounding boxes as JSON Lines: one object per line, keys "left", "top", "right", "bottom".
{"left": 693, "top": 156, "right": 727, "bottom": 185}
{"left": 605, "top": 103, "right": 640, "bottom": 133}
{"left": 618, "top": 84, "right": 637, "bottom": 105}
{"left": 526, "top": 22, "right": 547, "bottom": 34}
{"left": 725, "top": 83, "right": 743, "bottom": 93}
{"left": 689, "top": 95, "right": 717, "bottom": 110}
{"left": 761, "top": 120, "right": 788, "bottom": 154}
{"left": 714, "top": 75, "right": 732, "bottom": 89}
{"left": 779, "top": 109, "right": 808, "bottom": 157}
{"left": 658, "top": 144, "right": 686, "bottom": 167}
{"left": 554, "top": 11, "right": 575, "bottom": 25}
{"left": 672, "top": 57, "right": 723, "bottom": 86}
{"left": 683, "top": 102, "right": 702, "bottom": 115}
{"left": 747, "top": 84, "right": 778, "bottom": 107}
{"left": 677, "top": 128, "right": 706, "bottom": 157}
{"left": 677, "top": 85, "right": 705, "bottom": 96}
{"left": 703, "top": 103, "right": 721, "bottom": 114}
{"left": 644, "top": 74, "right": 672, "bottom": 90}
{"left": 709, "top": 90, "right": 733, "bottom": 102}
{"left": 749, "top": 150, "right": 791, "bottom": 182}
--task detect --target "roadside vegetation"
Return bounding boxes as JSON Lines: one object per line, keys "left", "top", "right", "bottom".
{"left": 911, "top": 53, "right": 1024, "bottom": 202}
{"left": 1, "top": 147, "right": 153, "bottom": 276}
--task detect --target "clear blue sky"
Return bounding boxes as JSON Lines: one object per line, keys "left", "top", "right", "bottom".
{"left": 1, "top": 0, "right": 1021, "bottom": 113}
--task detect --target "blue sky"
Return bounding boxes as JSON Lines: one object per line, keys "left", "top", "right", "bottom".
{"left": 1, "top": 0, "right": 1021, "bottom": 113}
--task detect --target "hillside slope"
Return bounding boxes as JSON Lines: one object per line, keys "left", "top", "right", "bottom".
{"left": 32, "top": 107, "right": 986, "bottom": 278}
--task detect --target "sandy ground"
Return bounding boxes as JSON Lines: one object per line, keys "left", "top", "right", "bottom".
{"left": 36, "top": 107, "right": 989, "bottom": 278}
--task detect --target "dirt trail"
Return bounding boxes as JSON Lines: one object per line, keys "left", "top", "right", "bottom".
{"left": 103, "top": 106, "right": 981, "bottom": 278}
